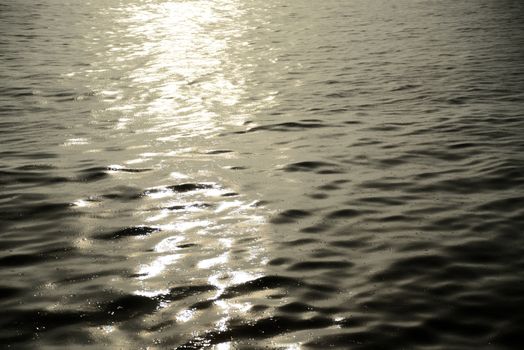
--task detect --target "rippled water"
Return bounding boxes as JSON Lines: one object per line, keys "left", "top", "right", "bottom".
{"left": 1, "top": 0, "right": 524, "bottom": 348}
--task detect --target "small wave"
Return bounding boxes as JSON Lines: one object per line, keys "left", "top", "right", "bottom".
{"left": 94, "top": 226, "right": 160, "bottom": 240}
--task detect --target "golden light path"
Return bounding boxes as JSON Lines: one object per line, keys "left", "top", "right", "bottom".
{"left": 65, "top": 0, "right": 298, "bottom": 348}
{"left": 124, "top": 1, "right": 268, "bottom": 344}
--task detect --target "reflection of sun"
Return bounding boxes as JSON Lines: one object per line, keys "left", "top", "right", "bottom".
{"left": 83, "top": 0, "right": 276, "bottom": 345}
{"left": 114, "top": 0, "right": 245, "bottom": 140}
{"left": 213, "top": 342, "right": 233, "bottom": 350}
{"left": 137, "top": 254, "right": 180, "bottom": 280}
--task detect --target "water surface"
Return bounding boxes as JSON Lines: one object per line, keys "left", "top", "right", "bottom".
{"left": 1, "top": 0, "right": 524, "bottom": 348}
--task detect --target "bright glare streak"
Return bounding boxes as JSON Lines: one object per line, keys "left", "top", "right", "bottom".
{"left": 134, "top": 289, "right": 169, "bottom": 298}
{"left": 197, "top": 253, "right": 229, "bottom": 269}
{"left": 176, "top": 309, "right": 196, "bottom": 323}
{"left": 214, "top": 200, "right": 243, "bottom": 213}
{"left": 137, "top": 254, "right": 180, "bottom": 280}
{"left": 154, "top": 236, "right": 184, "bottom": 253}
{"left": 213, "top": 342, "right": 232, "bottom": 350}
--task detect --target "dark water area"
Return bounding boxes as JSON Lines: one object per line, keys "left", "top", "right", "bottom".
{"left": 1, "top": 0, "right": 524, "bottom": 348}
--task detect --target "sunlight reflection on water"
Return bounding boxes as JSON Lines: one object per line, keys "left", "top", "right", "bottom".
{"left": 3, "top": 0, "right": 524, "bottom": 348}
{"left": 78, "top": 0, "right": 273, "bottom": 343}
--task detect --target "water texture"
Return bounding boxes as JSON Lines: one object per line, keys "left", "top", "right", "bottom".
{"left": 1, "top": 0, "right": 524, "bottom": 348}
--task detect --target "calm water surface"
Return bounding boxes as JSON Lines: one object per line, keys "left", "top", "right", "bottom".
{"left": 1, "top": 0, "right": 524, "bottom": 348}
